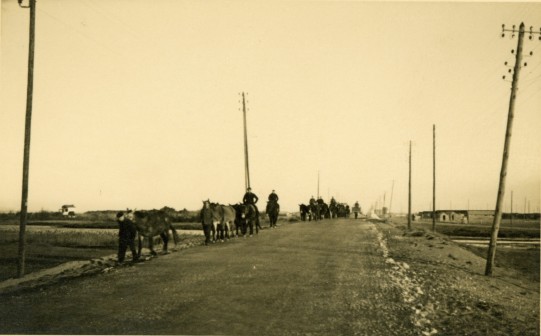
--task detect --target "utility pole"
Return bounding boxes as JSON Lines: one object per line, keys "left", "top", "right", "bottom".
{"left": 389, "top": 180, "right": 395, "bottom": 217}
{"left": 432, "top": 124, "right": 436, "bottom": 232}
{"left": 317, "top": 171, "right": 320, "bottom": 199}
{"left": 522, "top": 197, "right": 526, "bottom": 223}
{"left": 408, "top": 141, "right": 412, "bottom": 230}
{"left": 241, "top": 92, "right": 250, "bottom": 191}
{"left": 510, "top": 190, "right": 513, "bottom": 226}
{"left": 486, "top": 22, "right": 539, "bottom": 276}
{"left": 17, "top": 0, "right": 36, "bottom": 278}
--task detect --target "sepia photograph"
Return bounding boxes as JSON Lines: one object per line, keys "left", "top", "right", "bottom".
{"left": 1, "top": 0, "right": 540, "bottom": 334}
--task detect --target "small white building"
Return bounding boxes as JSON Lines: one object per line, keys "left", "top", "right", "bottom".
{"left": 60, "top": 204, "right": 76, "bottom": 217}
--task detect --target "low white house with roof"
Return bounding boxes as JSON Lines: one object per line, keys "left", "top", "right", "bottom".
{"left": 60, "top": 204, "right": 76, "bottom": 217}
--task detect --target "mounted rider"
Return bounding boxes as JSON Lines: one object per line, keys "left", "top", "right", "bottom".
{"left": 309, "top": 196, "right": 316, "bottom": 206}
{"left": 330, "top": 197, "right": 337, "bottom": 207}
{"left": 243, "top": 187, "right": 260, "bottom": 228}
{"left": 267, "top": 189, "right": 280, "bottom": 213}
{"left": 268, "top": 189, "right": 279, "bottom": 203}
{"left": 353, "top": 201, "right": 361, "bottom": 219}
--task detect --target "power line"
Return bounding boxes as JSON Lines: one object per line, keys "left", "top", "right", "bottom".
{"left": 36, "top": 6, "right": 123, "bottom": 58}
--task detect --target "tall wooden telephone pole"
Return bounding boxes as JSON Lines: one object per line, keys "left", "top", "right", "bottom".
{"left": 486, "top": 23, "right": 539, "bottom": 276}
{"left": 510, "top": 190, "right": 513, "bottom": 226}
{"left": 432, "top": 125, "right": 436, "bottom": 232}
{"left": 241, "top": 92, "right": 251, "bottom": 191}
{"left": 317, "top": 171, "right": 320, "bottom": 199}
{"left": 17, "top": 0, "right": 37, "bottom": 278}
{"left": 388, "top": 180, "right": 395, "bottom": 217}
{"left": 407, "top": 141, "right": 412, "bottom": 231}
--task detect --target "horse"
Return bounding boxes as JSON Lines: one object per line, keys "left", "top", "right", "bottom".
{"left": 236, "top": 204, "right": 259, "bottom": 237}
{"left": 200, "top": 200, "right": 214, "bottom": 245}
{"left": 266, "top": 200, "right": 279, "bottom": 228}
{"left": 336, "top": 203, "right": 350, "bottom": 218}
{"left": 299, "top": 204, "right": 310, "bottom": 221}
{"left": 329, "top": 203, "right": 338, "bottom": 218}
{"left": 309, "top": 203, "right": 320, "bottom": 221}
{"left": 319, "top": 202, "right": 330, "bottom": 219}
{"left": 231, "top": 203, "right": 244, "bottom": 236}
{"left": 205, "top": 202, "right": 236, "bottom": 242}
{"left": 207, "top": 202, "right": 222, "bottom": 242}
{"left": 127, "top": 209, "right": 179, "bottom": 257}
{"left": 220, "top": 204, "right": 237, "bottom": 239}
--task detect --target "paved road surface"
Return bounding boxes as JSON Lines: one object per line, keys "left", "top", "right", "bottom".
{"left": 0, "top": 219, "right": 418, "bottom": 335}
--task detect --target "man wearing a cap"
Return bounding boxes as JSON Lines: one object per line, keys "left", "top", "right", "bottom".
{"left": 267, "top": 189, "right": 280, "bottom": 214}
{"left": 268, "top": 189, "right": 279, "bottom": 203}
{"left": 116, "top": 211, "right": 138, "bottom": 264}
{"left": 243, "top": 187, "right": 261, "bottom": 229}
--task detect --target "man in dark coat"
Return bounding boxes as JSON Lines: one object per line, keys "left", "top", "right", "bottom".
{"left": 243, "top": 187, "right": 261, "bottom": 229}
{"left": 116, "top": 211, "right": 138, "bottom": 264}
{"left": 268, "top": 189, "right": 279, "bottom": 202}
{"left": 330, "top": 197, "right": 337, "bottom": 207}
{"left": 267, "top": 189, "right": 280, "bottom": 214}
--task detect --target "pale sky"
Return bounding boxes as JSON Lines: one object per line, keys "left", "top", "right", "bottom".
{"left": 1, "top": 1, "right": 540, "bottom": 213}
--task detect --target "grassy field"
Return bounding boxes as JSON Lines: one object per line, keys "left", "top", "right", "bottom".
{"left": 390, "top": 216, "right": 540, "bottom": 238}
{"left": 0, "top": 220, "right": 204, "bottom": 282}
{"left": 388, "top": 216, "right": 540, "bottom": 281}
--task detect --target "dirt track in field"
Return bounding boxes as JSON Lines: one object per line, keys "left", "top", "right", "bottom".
{"left": 0, "top": 218, "right": 538, "bottom": 335}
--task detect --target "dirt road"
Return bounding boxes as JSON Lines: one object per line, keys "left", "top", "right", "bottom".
{"left": 0, "top": 218, "right": 538, "bottom": 335}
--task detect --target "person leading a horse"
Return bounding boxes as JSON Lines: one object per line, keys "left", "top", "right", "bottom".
{"left": 243, "top": 187, "right": 261, "bottom": 228}
{"left": 116, "top": 211, "right": 138, "bottom": 264}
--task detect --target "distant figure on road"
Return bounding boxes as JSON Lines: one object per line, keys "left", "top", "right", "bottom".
{"left": 116, "top": 211, "right": 138, "bottom": 264}
{"left": 353, "top": 201, "right": 361, "bottom": 219}
{"left": 243, "top": 187, "right": 261, "bottom": 229}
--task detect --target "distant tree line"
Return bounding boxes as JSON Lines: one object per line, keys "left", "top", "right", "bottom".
{"left": 0, "top": 206, "right": 201, "bottom": 223}
{"left": 501, "top": 213, "right": 540, "bottom": 220}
